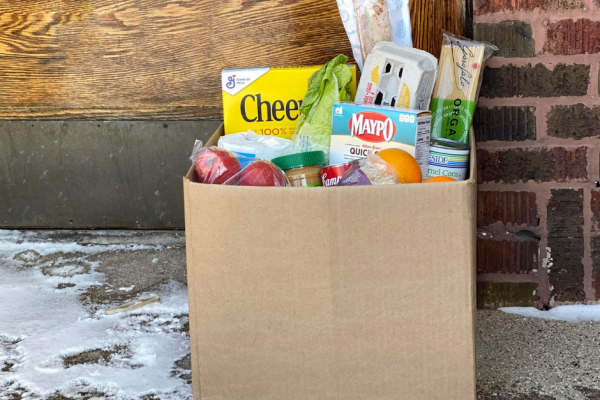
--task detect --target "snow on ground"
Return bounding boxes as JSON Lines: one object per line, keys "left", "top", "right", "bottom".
{"left": 0, "top": 230, "right": 191, "bottom": 399}
{"left": 501, "top": 304, "right": 600, "bottom": 323}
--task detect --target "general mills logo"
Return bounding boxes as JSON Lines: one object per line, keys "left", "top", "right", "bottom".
{"left": 226, "top": 75, "right": 236, "bottom": 89}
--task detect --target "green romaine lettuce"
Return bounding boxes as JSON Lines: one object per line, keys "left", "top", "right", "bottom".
{"left": 293, "top": 55, "right": 353, "bottom": 162}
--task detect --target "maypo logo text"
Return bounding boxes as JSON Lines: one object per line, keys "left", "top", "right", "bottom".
{"left": 349, "top": 112, "right": 397, "bottom": 143}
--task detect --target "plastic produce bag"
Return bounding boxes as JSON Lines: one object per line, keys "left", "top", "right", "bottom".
{"left": 338, "top": 154, "right": 399, "bottom": 186}
{"left": 337, "top": 0, "right": 412, "bottom": 70}
{"left": 218, "top": 130, "right": 293, "bottom": 161}
{"left": 190, "top": 141, "right": 289, "bottom": 187}
{"left": 292, "top": 55, "right": 354, "bottom": 163}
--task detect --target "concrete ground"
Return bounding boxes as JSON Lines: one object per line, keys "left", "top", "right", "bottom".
{"left": 1, "top": 230, "right": 600, "bottom": 400}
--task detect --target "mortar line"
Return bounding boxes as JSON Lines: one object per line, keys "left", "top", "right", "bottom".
{"left": 477, "top": 273, "right": 540, "bottom": 283}
{"left": 479, "top": 182, "right": 594, "bottom": 190}
{"left": 537, "top": 188, "right": 551, "bottom": 307}
{"left": 589, "top": 61, "right": 600, "bottom": 98}
{"left": 475, "top": 9, "right": 600, "bottom": 24}
{"left": 583, "top": 188, "right": 594, "bottom": 302}
{"left": 478, "top": 96, "right": 599, "bottom": 107}
{"left": 486, "top": 55, "right": 600, "bottom": 67}
{"left": 536, "top": 102, "right": 550, "bottom": 141}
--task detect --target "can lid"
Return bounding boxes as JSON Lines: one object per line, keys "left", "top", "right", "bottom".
{"left": 272, "top": 151, "right": 325, "bottom": 170}
{"left": 431, "top": 138, "right": 471, "bottom": 150}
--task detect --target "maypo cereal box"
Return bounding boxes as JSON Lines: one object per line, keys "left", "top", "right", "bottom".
{"left": 330, "top": 103, "right": 431, "bottom": 179}
{"left": 222, "top": 66, "right": 357, "bottom": 140}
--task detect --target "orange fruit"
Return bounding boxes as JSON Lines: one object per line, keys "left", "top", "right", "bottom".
{"left": 377, "top": 148, "right": 422, "bottom": 184}
{"left": 423, "top": 176, "right": 457, "bottom": 183}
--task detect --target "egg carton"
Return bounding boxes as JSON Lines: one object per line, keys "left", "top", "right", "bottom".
{"left": 356, "top": 42, "right": 438, "bottom": 111}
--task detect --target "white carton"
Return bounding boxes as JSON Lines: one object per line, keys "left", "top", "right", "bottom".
{"left": 330, "top": 102, "right": 431, "bottom": 180}
{"left": 355, "top": 42, "right": 438, "bottom": 111}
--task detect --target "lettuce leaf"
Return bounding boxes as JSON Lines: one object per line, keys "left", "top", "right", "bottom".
{"left": 293, "top": 55, "right": 354, "bottom": 162}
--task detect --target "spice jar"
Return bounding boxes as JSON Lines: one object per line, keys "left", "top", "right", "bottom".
{"left": 271, "top": 151, "right": 325, "bottom": 187}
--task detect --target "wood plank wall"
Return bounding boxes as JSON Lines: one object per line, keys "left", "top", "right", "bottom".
{"left": 0, "top": 0, "right": 467, "bottom": 120}
{"left": 0, "top": 0, "right": 352, "bottom": 120}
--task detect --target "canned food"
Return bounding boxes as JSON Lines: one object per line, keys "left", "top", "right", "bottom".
{"left": 428, "top": 138, "right": 470, "bottom": 181}
{"left": 321, "top": 162, "right": 353, "bottom": 187}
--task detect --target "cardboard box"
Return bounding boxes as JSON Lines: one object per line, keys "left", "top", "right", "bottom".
{"left": 183, "top": 125, "right": 477, "bottom": 400}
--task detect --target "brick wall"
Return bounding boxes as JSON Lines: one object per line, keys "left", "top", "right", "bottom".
{"left": 473, "top": 0, "right": 600, "bottom": 308}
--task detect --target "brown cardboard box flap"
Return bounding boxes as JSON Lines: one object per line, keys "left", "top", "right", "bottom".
{"left": 183, "top": 128, "right": 477, "bottom": 400}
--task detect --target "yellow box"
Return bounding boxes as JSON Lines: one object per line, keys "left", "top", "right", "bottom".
{"left": 222, "top": 66, "right": 357, "bottom": 140}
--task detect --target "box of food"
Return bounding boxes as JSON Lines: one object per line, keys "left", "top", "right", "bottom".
{"left": 330, "top": 102, "right": 431, "bottom": 180}
{"left": 222, "top": 66, "right": 358, "bottom": 139}
{"left": 183, "top": 125, "right": 477, "bottom": 400}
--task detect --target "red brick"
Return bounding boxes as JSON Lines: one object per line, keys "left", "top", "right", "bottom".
{"left": 592, "top": 190, "right": 600, "bottom": 231}
{"left": 480, "top": 64, "right": 590, "bottom": 99}
{"left": 547, "top": 104, "right": 600, "bottom": 139}
{"left": 474, "top": 106, "right": 536, "bottom": 142}
{"left": 592, "top": 236, "right": 600, "bottom": 299}
{"left": 475, "top": 0, "right": 582, "bottom": 14}
{"left": 548, "top": 189, "right": 585, "bottom": 303}
{"left": 477, "top": 147, "right": 587, "bottom": 184}
{"left": 545, "top": 19, "right": 600, "bottom": 55}
{"left": 477, "top": 237, "right": 539, "bottom": 274}
{"left": 478, "top": 191, "right": 539, "bottom": 227}
{"left": 477, "top": 282, "right": 538, "bottom": 309}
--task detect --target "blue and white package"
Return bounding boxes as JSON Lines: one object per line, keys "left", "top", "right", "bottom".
{"left": 330, "top": 102, "right": 431, "bottom": 180}
{"left": 336, "top": 0, "right": 364, "bottom": 70}
{"left": 387, "top": 0, "right": 413, "bottom": 47}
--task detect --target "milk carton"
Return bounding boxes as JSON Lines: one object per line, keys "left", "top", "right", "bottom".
{"left": 330, "top": 103, "right": 431, "bottom": 179}
{"left": 355, "top": 42, "right": 437, "bottom": 111}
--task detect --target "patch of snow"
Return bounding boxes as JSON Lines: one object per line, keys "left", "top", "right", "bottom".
{"left": 0, "top": 232, "right": 191, "bottom": 399}
{"left": 152, "top": 258, "right": 159, "bottom": 264}
{"left": 119, "top": 286, "right": 135, "bottom": 292}
{"left": 501, "top": 304, "right": 600, "bottom": 323}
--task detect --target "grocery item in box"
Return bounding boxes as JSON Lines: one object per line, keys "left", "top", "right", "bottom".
{"left": 338, "top": 154, "right": 399, "bottom": 186}
{"left": 343, "top": 0, "right": 413, "bottom": 68}
{"left": 430, "top": 31, "right": 497, "bottom": 144}
{"left": 272, "top": 151, "right": 325, "bottom": 187}
{"left": 330, "top": 102, "right": 431, "bottom": 180}
{"left": 355, "top": 42, "right": 437, "bottom": 111}
{"left": 222, "top": 65, "right": 357, "bottom": 140}
{"left": 190, "top": 141, "right": 289, "bottom": 187}
{"left": 218, "top": 130, "right": 293, "bottom": 161}
{"left": 428, "top": 138, "right": 470, "bottom": 181}
{"left": 292, "top": 55, "right": 357, "bottom": 163}
{"left": 320, "top": 162, "right": 353, "bottom": 187}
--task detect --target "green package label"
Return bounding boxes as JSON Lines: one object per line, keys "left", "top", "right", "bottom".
{"left": 430, "top": 97, "right": 476, "bottom": 144}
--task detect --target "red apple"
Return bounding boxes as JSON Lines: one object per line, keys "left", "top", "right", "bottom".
{"left": 195, "top": 148, "right": 242, "bottom": 185}
{"left": 239, "top": 161, "right": 288, "bottom": 187}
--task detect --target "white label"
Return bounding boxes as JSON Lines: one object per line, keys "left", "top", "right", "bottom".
{"left": 221, "top": 67, "right": 270, "bottom": 96}
{"left": 415, "top": 116, "right": 431, "bottom": 180}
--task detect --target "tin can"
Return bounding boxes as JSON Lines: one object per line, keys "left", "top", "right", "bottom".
{"left": 428, "top": 138, "right": 471, "bottom": 181}
{"left": 321, "top": 162, "right": 353, "bottom": 187}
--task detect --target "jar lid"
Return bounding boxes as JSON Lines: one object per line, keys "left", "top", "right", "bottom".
{"left": 271, "top": 151, "right": 325, "bottom": 170}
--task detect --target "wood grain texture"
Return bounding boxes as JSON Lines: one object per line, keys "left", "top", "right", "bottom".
{"left": 0, "top": 0, "right": 353, "bottom": 120}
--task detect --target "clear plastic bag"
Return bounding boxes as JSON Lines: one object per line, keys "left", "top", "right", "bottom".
{"left": 338, "top": 0, "right": 412, "bottom": 69}
{"left": 190, "top": 141, "right": 289, "bottom": 187}
{"left": 338, "top": 154, "right": 399, "bottom": 186}
{"left": 217, "top": 130, "right": 293, "bottom": 161}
